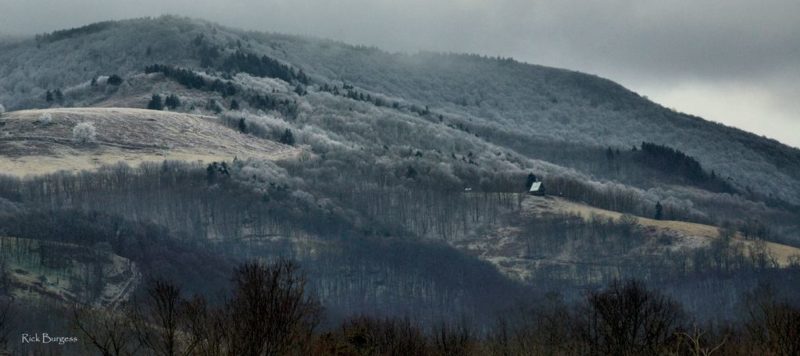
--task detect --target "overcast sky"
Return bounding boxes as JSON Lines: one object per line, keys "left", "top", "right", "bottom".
{"left": 1, "top": 0, "right": 798, "bottom": 147}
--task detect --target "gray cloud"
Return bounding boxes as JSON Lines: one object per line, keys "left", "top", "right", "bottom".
{"left": 1, "top": 0, "right": 798, "bottom": 146}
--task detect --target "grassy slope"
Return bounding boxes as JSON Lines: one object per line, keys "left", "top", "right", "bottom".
{"left": 526, "top": 196, "right": 800, "bottom": 266}
{"left": 453, "top": 195, "right": 800, "bottom": 284}
{"left": 0, "top": 107, "right": 298, "bottom": 176}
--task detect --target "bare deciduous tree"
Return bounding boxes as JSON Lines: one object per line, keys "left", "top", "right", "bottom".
{"left": 0, "top": 297, "right": 13, "bottom": 352}
{"left": 675, "top": 326, "right": 728, "bottom": 356}
{"left": 577, "top": 280, "right": 685, "bottom": 356}
{"left": 224, "top": 259, "right": 321, "bottom": 356}
{"left": 72, "top": 304, "right": 139, "bottom": 356}
{"left": 132, "top": 279, "right": 192, "bottom": 356}
{"left": 745, "top": 285, "right": 800, "bottom": 356}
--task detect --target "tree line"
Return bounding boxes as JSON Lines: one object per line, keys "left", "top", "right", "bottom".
{"left": 144, "top": 64, "right": 237, "bottom": 97}
{"left": 5, "top": 260, "right": 797, "bottom": 355}
{"left": 636, "top": 142, "right": 736, "bottom": 193}
{"left": 34, "top": 21, "right": 115, "bottom": 44}
{"left": 144, "top": 64, "right": 300, "bottom": 117}
{"left": 220, "top": 51, "right": 309, "bottom": 85}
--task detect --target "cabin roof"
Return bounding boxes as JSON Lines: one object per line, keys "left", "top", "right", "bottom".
{"left": 529, "top": 181, "right": 542, "bottom": 192}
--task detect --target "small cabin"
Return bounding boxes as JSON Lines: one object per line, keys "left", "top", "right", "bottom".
{"left": 528, "top": 181, "right": 545, "bottom": 196}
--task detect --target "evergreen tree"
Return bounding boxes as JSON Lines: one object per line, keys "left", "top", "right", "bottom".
{"left": 655, "top": 201, "right": 663, "bottom": 220}
{"left": 238, "top": 118, "right": 247, "bottom": 133}
{"left": 164, "top": 94, "right": 181, "bottom": 110}
{"left": 279, "top": 129, "right": 295, "bottom": 146}
{"left": 230, "top": 99, "right": 240, "bottom": 111}
{"left": 147, "top": 94, "right": 164, "bottom": 110}
{"left": 526, "top": 173, "right": 538, "bottom": 190}
{"left": 406, "top": 166, "right": 418, "bottom": 179}
{"left": 107, "top": 75, "right": 123, "bottom": 86}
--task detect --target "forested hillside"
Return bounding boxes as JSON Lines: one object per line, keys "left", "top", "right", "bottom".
{"left": 0, "top": 16, "right": 799, "bottom": 354}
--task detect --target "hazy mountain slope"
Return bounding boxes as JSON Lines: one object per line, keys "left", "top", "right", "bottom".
{"left": 253, "top": 38, "right": 800, "bottom": 204}
{"left": 0, "top": 16, "right": 797, "bottom": 235}
{"left": 0, "top": 17, "right": 201, "bottom": 108}
{"left": 0, "top": 16, "right": 798, "bottom": 206}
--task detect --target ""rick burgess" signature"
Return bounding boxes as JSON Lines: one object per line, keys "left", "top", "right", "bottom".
{"left": 21, "top": 333, "right": 78, "bottom": 345}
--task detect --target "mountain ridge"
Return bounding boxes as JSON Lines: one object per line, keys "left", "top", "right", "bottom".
{"left": 1, "top": 16, "right": 797, "bottom": 207}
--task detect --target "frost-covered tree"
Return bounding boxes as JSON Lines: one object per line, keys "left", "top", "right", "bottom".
{"left": 0, "top": 104, "right": 4, "bottom": 115}
{"left": 38, "top": 112, "right": 53, "bottom": 125}
{"left": 206, "top": 99, "right": 223, "bottom": 114}
{"left": 72, "top": 122, "right": 97, "bottom": 144}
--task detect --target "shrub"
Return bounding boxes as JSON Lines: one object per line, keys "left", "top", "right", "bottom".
{"left": 72, "top": 122, "right": 97, "bottom": 144}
